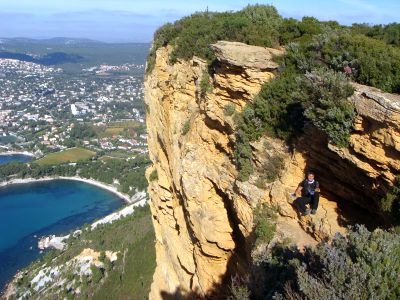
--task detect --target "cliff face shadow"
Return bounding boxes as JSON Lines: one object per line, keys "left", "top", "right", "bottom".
{"left": 333, "top": 195, "right": 384, "bottom": 230}
{"left": 160, "top": 285, "right": 224, "bottom": 300}
{"left": 158, "top": 255, "right": 251, "bottom": 299}
{"left": 158, "top": 203, "right": 255, "bottom": 299}
{"left": 294, "top": 126, "right": 385, "bottom": 230}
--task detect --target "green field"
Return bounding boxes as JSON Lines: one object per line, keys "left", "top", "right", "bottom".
{"left": 37, "top": 147, "right": 96, "bottom": 165}
{"left": 101, "top": 127, "right": 125, "bottom": 137}
{"left": 96, "top": 120, "right": 146, "bottom": 139}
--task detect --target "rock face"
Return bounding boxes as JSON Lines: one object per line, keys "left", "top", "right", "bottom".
{"left": 210, "top": 41, "right": 283, "bottom": 70}
{"left": 144, "top": 41, "right": 400, "bottom": 298}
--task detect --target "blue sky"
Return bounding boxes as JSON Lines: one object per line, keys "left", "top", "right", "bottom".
{"left": 0, "top": 0, "right": 399, "bottom": 42}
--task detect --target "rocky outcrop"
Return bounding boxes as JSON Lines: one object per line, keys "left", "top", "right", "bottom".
{"left": 145, "top": 41, "right": 400, "bottom": 298}
{"left": 145, "top": 42, "right": 283, "bottom": 298}
{"left": 210, "top": 41, "right": 283, "bottom": 70}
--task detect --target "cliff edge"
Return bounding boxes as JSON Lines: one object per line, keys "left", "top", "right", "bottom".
{"left": 144, "top": 41, "right": 400, "bottom": 298}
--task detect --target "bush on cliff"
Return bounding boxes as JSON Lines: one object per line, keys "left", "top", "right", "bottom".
{"left": 254, "top": 205, "right": 277, "bottom": 246}
{"left": 149, "top": 169, "right": 158, "bottom": 182}
{"left": 146, "top": 23, "right": 179, "bottom": 73}
{"left": 165, "top": 5, "right": 283, "bottom": 63}
{"left": 297, "top": 69, "right": 356, "bottom": 147}
{"left": 148, "top": 5, "right": 400, "bottom": 93}
{"left": 146, "top": 5, "right": 342, "bottom": 73}
{"left": 257, "top": 225, "right": 400, "bottom": 299}
{"left": 200, "top": 71, "right": 213, "bottom": 96}
{"left": 235, "top": 67, "right": 354, "bottom": 180}
{"left": 182, "top": 120, "right": 191, "bottom": 135}
{"left": 224, "top": 103, "right": 236, "bottom": 116}
{"left": 284, "top": 31, "right": 400, "bottom": 93}
{"left": 380, "top": 176, "right": 400, "bottom": 225}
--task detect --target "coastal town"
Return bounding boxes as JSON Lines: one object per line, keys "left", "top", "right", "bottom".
{"left": 0, "top": 58, "right": 147, "bottom": 157}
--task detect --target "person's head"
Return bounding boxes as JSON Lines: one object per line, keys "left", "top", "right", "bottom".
{"left": 307, "top": 171, "right": 315, "bottom": 181}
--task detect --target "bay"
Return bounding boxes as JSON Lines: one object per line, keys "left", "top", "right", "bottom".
{"left": 0, "top": 179, "right": 124, "bottom": 291}
{"left": 0, "top": 154, "right": 33, "bottom": 164}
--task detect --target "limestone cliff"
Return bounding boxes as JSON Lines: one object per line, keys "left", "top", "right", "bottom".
{"left": 144, "top": 41, "right": 400, "bottom": 299}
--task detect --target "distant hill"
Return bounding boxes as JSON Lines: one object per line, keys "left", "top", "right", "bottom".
{"left": 0, "top": 37, "right": 104, "bottom": 46}
{"left": 0, "top": 37, "right": 150, "bottom": 69}
{"left": 0, "top": 51, "right": 85, "bottom": 65}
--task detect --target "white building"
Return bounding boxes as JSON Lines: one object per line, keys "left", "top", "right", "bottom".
{"left": 71, "top": 104, "right": 79, "bottom": 116}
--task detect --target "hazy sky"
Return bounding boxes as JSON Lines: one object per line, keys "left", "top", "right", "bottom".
{"left": 0, "top": 0, "right": 399, "bottom": 42}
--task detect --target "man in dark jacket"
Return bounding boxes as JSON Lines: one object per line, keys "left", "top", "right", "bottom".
{"left": 293, "top": 171, "right": 320, "bottom": 215}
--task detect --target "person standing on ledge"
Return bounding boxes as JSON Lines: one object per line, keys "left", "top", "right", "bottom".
{"left": 293, "top": 171, "right": 320, "bottom": 215}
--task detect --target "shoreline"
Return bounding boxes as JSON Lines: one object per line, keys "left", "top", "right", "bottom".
{"left": 38, "top": 198, "right": 147, "bottom": 251}
{"left": 2, "top": 188, "right": 148, "bottom": 297}
{"left": 0, "top": 151, "right": 36, "bottom": 157}
{"left": 0, "top": 176, "right": 133, "bottom": 204}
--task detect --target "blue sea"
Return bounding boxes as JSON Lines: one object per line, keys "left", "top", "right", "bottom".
{"left": 0, "top": 154, "right": 33, "bottom": 164}
{"left": 0, "top": 179, "right": 124, "bottom": 291}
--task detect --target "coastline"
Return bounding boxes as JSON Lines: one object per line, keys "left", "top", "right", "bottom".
{"left": 2, "top": 188, "right": 148, "bottom": 298}
{"left": 0, "top": 151, "right": 36, "bottom": 157}
{"left": 38, "top": 199, "right": 147, "bottom": 251}
{"left": 0, "top": 176, "right": 134, "bottom": 203}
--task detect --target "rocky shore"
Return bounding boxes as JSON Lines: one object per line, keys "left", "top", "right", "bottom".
{"left": 0, "top": 151, "right": 36, "bottom": 157}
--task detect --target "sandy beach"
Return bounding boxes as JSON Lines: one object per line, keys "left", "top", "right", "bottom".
{"left": 0, "top": 176, "right": 135, "bottom": 203}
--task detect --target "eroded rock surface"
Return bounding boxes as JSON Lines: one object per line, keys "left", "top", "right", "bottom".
{"left": 145, "top": 41, "right": 400, "bottom": 299}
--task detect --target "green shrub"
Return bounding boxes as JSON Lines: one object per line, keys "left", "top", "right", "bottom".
{"left": 148, "top": 5, "right": 343, "bottom": 68}
{"left": 168, "top": 5, "right": 283, "bottom": 63}
{"left": 148, "top": 6, "right": 400, "bottom": 92}
{"left": 149, "top": 169, "right": 158, "bottom": 182}
{"left": 235, "top": 130, "right": 254, "bottom": 182}
{"left": 234, "top": 72, "right": 303, "bottom": 181}
{"left": 224, "top": 103, "right": 236, "bottom": 116}
{"left": 90, "top": 265, "right": 104, "bottom": 284}
{"left": 146, "top": 23, "right": 180, "bottom": 73}
{"left": 200, "top": 72, "right": 212, "bottom": 96}
{"left": 254, "top": 205, "right": 277, "bottom": 246}
{"left": 255, "top": 218, "right": 276, "bottom": 246}
{"left": 254, "top": 154, "right": 285, "bottom": 188}
{"left": 99, "top": 251, "right": 106, "bottom": 262}
{"left": 229, "top": 275, "right": 251, "bottom": 300}
{"left": 237, "top": 71, "right": 303, "bottom": 142}
{"left": 297, "top": 69, "right": 356, "bottom": 147}
{"left": 351, "top": 22, "right": 400, "bottom": 47}
{"left": 235, "top": 68, "right": 355, "bottom": 180}
{"left": 255, "top": 177, "right": 267, "bottom": 189}
{"left": 264, "top": 154, "right": 285, "bottom": 183}
{"left": 182, "top": 120, "right": 190, "bottom": 135}
{"left": 271, "top": 226, "right": 400, "bottom": 300}
{"left": 147, "top": 4, "right": 343, "bottom": 72}
{"left": 333, "top": 33, "right": 400, "bottom": 93}
{"left": 380, "top": 176, "right": 400, "bottom": 224}
{"left": 285, "top": 32, "right": 400, "bottom": 93}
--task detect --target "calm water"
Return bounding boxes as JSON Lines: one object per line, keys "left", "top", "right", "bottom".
{"left": 0, "top": 154, "right": 32, "bottom": 164}
{"left": 0, "top": 180, "right": 124, "bottom": 291}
